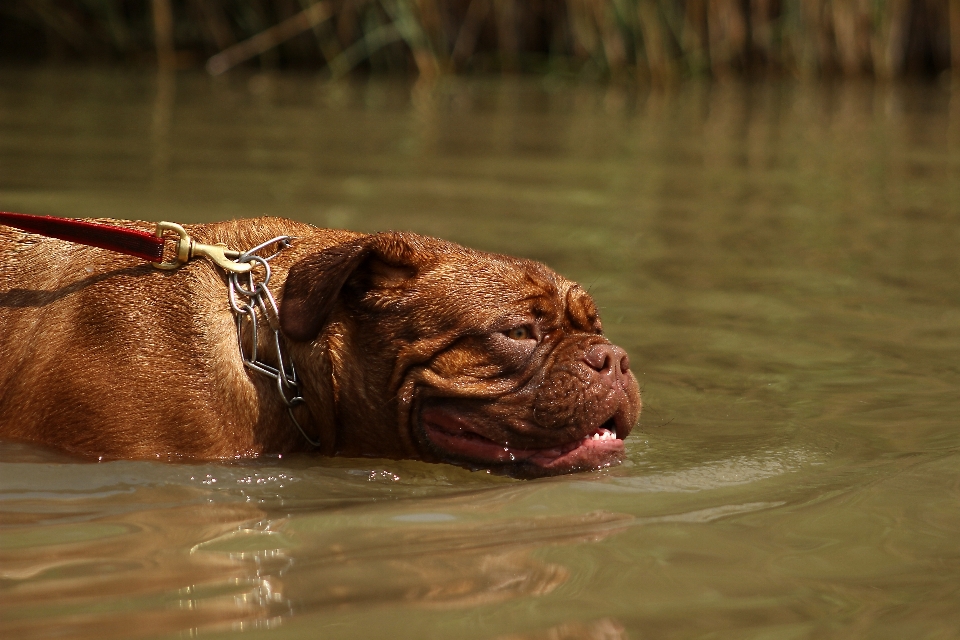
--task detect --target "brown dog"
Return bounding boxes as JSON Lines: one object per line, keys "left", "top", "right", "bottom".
{"left": 0, "top": 218, "right": 640, "bottom": 477}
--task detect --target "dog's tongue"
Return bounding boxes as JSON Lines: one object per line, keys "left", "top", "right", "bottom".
{"left": 421, "top": 407, "right": 624, "bottom": 471}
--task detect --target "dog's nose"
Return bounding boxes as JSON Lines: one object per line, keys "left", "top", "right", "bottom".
{"left": 583, "top": 344, "right": 630, "bottom": 378}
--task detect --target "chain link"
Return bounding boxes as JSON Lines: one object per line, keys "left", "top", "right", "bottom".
{"left": 226, "top": 236, "right": 321, "bottom": 448}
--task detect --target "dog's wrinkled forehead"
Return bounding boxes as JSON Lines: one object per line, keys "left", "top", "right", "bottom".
{"left": 279, "top": 231, "right": 601, "bottom": 344}
{"left": 401, "top": 243, "right": 602, "bottom": 335}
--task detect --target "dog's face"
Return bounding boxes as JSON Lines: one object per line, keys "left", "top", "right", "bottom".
{"left": 280, "top": 232, "right": 641, "bottom": 477}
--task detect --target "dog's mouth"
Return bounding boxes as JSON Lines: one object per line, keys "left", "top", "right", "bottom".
{"left": 419, "top": 406, "right": 625, "bottom": 475}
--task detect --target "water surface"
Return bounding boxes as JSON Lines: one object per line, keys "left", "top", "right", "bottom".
{"left": 1, "top": 69, "right": 959, "bottom": 639}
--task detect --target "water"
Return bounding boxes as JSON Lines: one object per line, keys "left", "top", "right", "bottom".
{"left": 1, "top": 69, "right": 959, "bottom": 639}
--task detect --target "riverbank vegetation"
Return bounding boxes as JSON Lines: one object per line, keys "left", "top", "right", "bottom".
{"left": 1, "top": 0, "right": 957, "bottom": 79}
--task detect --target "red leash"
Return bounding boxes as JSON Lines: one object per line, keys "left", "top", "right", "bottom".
{"left": 0, "top": 211, "right": 252, "bottom": 273}
{"left": 0, "top": 211, "right": 164, "bottom": 262}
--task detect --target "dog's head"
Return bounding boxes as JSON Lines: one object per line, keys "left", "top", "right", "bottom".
{"left": 279, "top": 231, "right": 641, "bottom": 477}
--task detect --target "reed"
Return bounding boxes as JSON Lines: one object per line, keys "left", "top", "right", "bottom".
{"left": 1, "top": 0, "right": 954, "bottom": 78}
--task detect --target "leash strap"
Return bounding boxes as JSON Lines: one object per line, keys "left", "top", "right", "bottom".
{"left": 0, "top": 211, "right": 165, "bottom": 262}
{"left": 0, "top": 212, "right": 253, "bottom": 274}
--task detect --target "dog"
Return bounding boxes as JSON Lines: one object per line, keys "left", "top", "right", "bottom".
{"left": 0, "top": 217, "right": 640, "bottom": 477}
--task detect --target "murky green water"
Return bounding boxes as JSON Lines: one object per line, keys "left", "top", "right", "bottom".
{"left": 1, "top": 69, "right": 959, "bottom": 639}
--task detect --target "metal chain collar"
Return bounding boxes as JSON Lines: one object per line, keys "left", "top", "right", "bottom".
{"left": 225, "top": 236, "right": 321, "bottom": 448}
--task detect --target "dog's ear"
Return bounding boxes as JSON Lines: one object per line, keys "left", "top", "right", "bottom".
{"left": 280, "top": 232, "right": 418, "bottom": 342}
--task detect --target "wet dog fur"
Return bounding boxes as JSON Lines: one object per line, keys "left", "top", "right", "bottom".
{"left": 0, "top": 218, "right": 640, "bottom": 476}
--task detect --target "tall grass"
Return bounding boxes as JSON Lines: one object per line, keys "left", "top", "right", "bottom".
{"left": 1, "top": 0, "right": 956, "bottom": 79}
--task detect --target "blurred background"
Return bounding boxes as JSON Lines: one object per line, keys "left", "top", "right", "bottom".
{"left": 2, "top": 3, "right": 960, "bottom": 640}
{"left": 1, "top": 0, "right": 957, "bottom": 80}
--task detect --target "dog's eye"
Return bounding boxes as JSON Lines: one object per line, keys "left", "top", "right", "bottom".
{"left": 504, "top": 326, "right": 532, "bottom": 341}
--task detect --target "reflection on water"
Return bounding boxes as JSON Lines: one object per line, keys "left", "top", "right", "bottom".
{"left": 0, "top": 70, "right": 959, "bottom": 638}
{"left": 495, "top": 618, "right": 628, "bottom": 640}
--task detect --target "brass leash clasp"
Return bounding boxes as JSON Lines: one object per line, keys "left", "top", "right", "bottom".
{"left": 151, "top": 221, "right": 252, "bottom": 273}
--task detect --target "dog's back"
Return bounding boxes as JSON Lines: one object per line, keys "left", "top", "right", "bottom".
{"left": 0, "top": 217, "right": 326, "bottom": 458}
